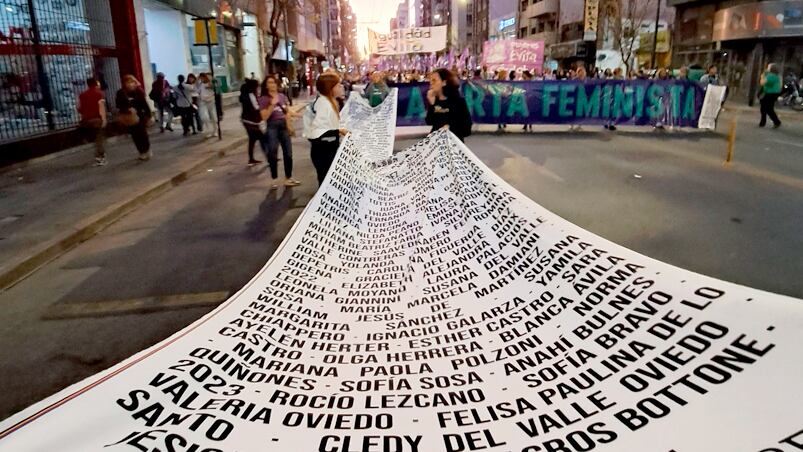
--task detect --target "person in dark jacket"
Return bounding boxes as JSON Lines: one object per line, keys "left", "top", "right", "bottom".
{"left": 115, "top": 75, "right": 152, "bottom": 160}
{"left": 425, "top": 68, "right": 472, "bottom": 142}
{"left": 239, "top": 78, "right": 263, "bottom": 166}
{"left": 148, "top": 72, "right": 173, "bottom": 132}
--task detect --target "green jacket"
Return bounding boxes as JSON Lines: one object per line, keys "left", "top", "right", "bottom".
{"left": 363, "top": 82, "right": 390, "bottom": 107}
{"left": 762, "top": 72, "right": 781, "bottom": 94}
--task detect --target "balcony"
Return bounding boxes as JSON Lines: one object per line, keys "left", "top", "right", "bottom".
{"left": 526, "top": 30, "right": 557, "bottom": 45}
{"left": 524, "top": 0, "right": 558, "bottom": 18}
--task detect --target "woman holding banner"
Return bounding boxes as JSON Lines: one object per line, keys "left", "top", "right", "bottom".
{"left": 425, "top": 68, "right": 472, "bottom": 142}
{"left": 303, "top": 73, "right": 348, "bottom": 185}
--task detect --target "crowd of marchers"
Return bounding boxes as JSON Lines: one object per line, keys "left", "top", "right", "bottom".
{"left": 73, "top": 62, "right": 784, "bottom": 188}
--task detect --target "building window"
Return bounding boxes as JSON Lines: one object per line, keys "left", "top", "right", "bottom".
{"left": 0, "top": 0, "right": 120, "bottom": 143}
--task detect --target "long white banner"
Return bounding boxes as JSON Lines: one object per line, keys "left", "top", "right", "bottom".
{"left": 368, "top": 26, "right": 447, "bottom": 55}
{"left": 340, "top": 88, "right": 398, "bottom": 161}
{"left": 1, "top": 119, "right": 802, "bottom": 451}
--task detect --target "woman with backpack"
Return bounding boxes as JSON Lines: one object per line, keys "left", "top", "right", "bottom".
{"left": 260, "top": 75, "right": 301, "bottom": 189}
{"left": 302, "top": 72, "right": 347, "bottom": 185}
{"left": 239, "top": 78, "right": 264, "bottom": 166}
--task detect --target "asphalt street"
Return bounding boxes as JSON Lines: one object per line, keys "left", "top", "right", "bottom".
{"left": 0, "top": 109, "right": 801, "bottom": 420}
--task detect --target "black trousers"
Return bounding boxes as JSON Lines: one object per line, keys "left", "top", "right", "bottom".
{"left": 759, "top": 93, "right": 781, "bottom": 126}
{"left": 194, "top": 105, "right": 203, "bottom": 132}
{"left": 310, "top": 136, "right": 339, "bottom": 185}
{"left": 179, "top": 107, "right": 194, "bottom": 133}
{"left": 128, "top": 123, "right": 150, "bottom": 154}
{"left": 244, "top": 125, "right": 262, "bottom": 162}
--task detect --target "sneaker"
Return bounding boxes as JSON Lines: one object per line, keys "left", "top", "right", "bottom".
{"left": 94, "top": 157, "right": 107, "bottom": 166}
{"left": 138, "top": 151, "right": 152, "bottom": 161}
{"left": 165, "top": 126, "right": 173, "bottom": 131}
{"left": 284, "top": 179, "right": 301, "bottom": 187}
{"left": 608, "top": 124, "right": 617, "bottom": 131}
{"left": 270, "top": 182, "right": 279, "bottom": 190}
{"left": 248, "top": 159, "right": 262, "bottom": 166}
{"left": 772, "top": 122, "right": 781, "bottom": 129}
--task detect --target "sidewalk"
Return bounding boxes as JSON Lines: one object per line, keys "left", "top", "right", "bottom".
{"left": 0, "top": 100, "right": 309, "bottom": 291}
{"left": 722, "top": 102, "right": 802, "bottom": 119}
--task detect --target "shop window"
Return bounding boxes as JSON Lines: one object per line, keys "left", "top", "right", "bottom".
{"left": 187, "top": 20, "right": 229, "bottom": 90}
{"left": 0, "top": 0, "right": 118, "bottom": 143}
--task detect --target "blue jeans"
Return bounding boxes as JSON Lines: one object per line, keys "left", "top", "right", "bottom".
{"left": 261, "top": 120, "right": 293, "bottom": 179}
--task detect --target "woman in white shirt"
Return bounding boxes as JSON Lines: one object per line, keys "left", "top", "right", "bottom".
{"left": 196, "top": 73, "right": 218, "bottom": 138}
{"left": 302, "top": 72, "right": 347, "bottom": 185}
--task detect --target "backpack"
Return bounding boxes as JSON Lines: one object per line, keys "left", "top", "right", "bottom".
{"left": 302, "top": 95, "right": 320, "bottom": 140}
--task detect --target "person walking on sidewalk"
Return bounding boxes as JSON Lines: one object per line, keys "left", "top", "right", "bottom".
{"left": 303, "top": 72, "right": 347, "bottom": 185}
{"left": 759, "top": 63, "right": 782, "bottom": 128}
{"left": 174, "top": 74, "right": 196, "bottom": 136}
{"left": 260, "top": 75, "right": 301, "bottom": 189}
{"left": 425, "top": 68, "right": 472, "bottom": 142}
{"left": 239, "top": 78, "right": 264, "bottom": 166}
{"left": 187, "top": 73, "right": 202, "bottom": 133}
{"left": 197, "top": 73, "right": 218, "bottom": 138}
{"left": 115, "top": 75, "right": 152, "bottom": 160}
{"left": 77, "top": 77, "right": 107, "bottom": 166}
{"left": 149, "top": 72, "right": 173, "bottom": 132}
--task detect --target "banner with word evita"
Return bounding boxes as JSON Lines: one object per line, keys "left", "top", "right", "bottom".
{"left": 368, "top": 27, "right": 448, "bottom": 56}
{"left": 395, "top": 80, "right": 715, "bottom": 128}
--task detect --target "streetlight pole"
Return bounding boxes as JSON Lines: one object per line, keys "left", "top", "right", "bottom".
{"left": 194, "top": 17, "right": 223, "bottom": 140}
{"left": 650, "top": 0, "right": 661, "bottom": 69}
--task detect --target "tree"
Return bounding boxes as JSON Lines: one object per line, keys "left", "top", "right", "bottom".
{"left": 231, "top": 0, "right": 322, "bottom": 73}
{"left": 599, "top": 0, "right": 657, "bottom": 74}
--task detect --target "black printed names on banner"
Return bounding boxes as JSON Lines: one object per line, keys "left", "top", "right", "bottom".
{"left": 2, "top": 115, "right": 801, "bottom": 452}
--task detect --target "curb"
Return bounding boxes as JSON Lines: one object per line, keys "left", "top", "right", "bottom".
{"left": 0, "top": 136, "right": 247, "bottom": 292}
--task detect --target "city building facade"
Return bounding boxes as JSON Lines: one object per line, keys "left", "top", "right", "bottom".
{"left": 450, "top": 0, "right": 469, "bottom": 50}
{"left": 0, "top": 0, "right": 141, "bottom": 147}
{"left": 395, "top": 1, "right": 410, "bottom": 29}
{"left": 487, "top": 0, "right": 517, "bottom": 46}
{"left": 670, "top": 0, "right": 803, "bottom": 102}
{"left": 0, "top": 0, "right": 335, "bottom": 157}
{"left": 517, "top": 0, "right": 673, "bottom": 71}
{"left": 412, "top": 0, "right": 424, "bottom": 26}
{"left": 470, "top": 0, "right": 490, "bottom": 54}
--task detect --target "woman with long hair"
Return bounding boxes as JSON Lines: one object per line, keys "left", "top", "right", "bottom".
{"left": 260, "top": 75, "right": 301, "bottom": 189}
{"left": 186, "top": 73, "right": 202, "bottom": 133}
{"left": 115, "top": 74, "right": 152, "bottom": 160}
{"left": 197, "top": 73, "right": 218, "bottom": 138}
{"left": 239, "top": 78, "right": 263, "bottom": 166}
{"left": 302, "top": 72, "right": 346, "bottom": 185}
{"left": 425, "top": 68, "right": 472, "bottom": 142}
